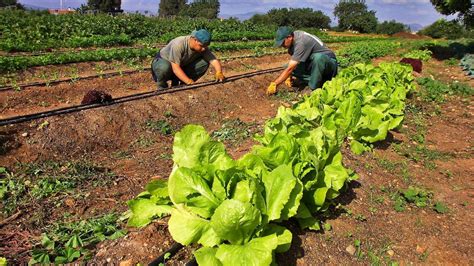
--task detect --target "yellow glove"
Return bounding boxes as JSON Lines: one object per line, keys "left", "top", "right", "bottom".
{"left": 285, "top": 77, "right": 293, "bottom": 87}
{"left": 185, "top": 79, "right": 194, "bottom": 85}
{"left": 215, "top": 71, "right": 225, "bottom": 82}
{"left": 266, "top": 82, "right": 277, "bottom": 95}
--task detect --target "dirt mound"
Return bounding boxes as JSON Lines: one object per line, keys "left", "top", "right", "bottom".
{"left": 392, "top": 32, "right": 429, "bottom": 39}
{"left": 81, "top": 90, "right": 113, "bottom": 104}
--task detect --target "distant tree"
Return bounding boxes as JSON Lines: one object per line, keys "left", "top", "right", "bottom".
{"left": 376, "top": 20, "right": 408, "bottom": 35}
{"left": 0, "top": 0, "right": 23, "bottom": 8}
{"left": 159, "top": 0, "right": 187, "bottom": 17}
{"left": 84, "top": 0, "right": 122, "bottom": 12}
{"left": 418, "top": 19, "right": 465, "bottom": 39}
{"left": 179, "top": 0, "right": 220, "bottom": 19}
{"left": 248, "top": 8, "right": 331, "bottom": 29}
{"left": 430, "top": 0, "right": 473, "bottom": 28}
{"left": 333, "top": 0, "right": 378, "bottom": 33}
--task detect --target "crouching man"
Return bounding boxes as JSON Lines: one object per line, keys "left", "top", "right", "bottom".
{"left": 151, "top": 29, "right": 225, "bottom": 90}
{"left": 267, "top": 26, "right": 338, "bottom": 95}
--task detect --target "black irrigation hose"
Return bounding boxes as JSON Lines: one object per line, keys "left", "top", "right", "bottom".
{"left": 0, "top": 67, "right": 283, "bottom": 126}
{"left": 0, "top": 52, "right": 286, "bottom": 92}
{"left": 148, "top": 242, "right": 183, "bottom": 266}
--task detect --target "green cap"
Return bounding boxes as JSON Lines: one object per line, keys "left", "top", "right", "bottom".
{"left": 274, "top": 26, "right": 293, "bottom": 47}
{"left": 192, "top": 29, "right": 212, "bottom": 46}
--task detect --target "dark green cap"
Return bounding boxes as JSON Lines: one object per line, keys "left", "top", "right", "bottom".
{"left": 274, "top": 26, "right": 293, "bottom": 47}
{"left": 192, "top": 29, "right": 212, "bottom": 46}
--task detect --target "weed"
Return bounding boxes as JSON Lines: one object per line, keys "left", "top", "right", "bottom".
{"left": 392, "top": 186, "right": 433, "bottom": 212}
{"left": 355, "top": 214, "right": 367, "bottom": 222}
{"left": 133, "top": 135, "right": 155, "bottom": 148}
{"left": 444, "top": 58, "right": 458, "bottom": 66}
{"left": 30, "top": 213, "right": 126, "bottom": 264}
{"left": 112, "top": 150, "right": 132, "bottom": 159}
{"left": 145, "top": 119, "right": 173, "bottom": 135}
{"left": 272, "top": 89, "right": 302, "bottom": 103}
{"left": 419, "top": 249, "right": 430, "bottom": 262}
{"left": 212, "top": 119, "right": 255, "bottom": 146}
{"left": 433, "top": 201, "right": 449, "bottom": 214}
{"left": 1, "top": 161, "right": 114, "bottom": 216}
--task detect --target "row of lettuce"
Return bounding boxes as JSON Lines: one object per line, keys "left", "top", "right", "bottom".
{"left": 0, "top": 10, "right": 387, "bottom": 53}
{"left": 0, "top": 39, "right": 402, "bottom": 74}
{"left": 125, "top": 62, "right": 415, "bottom": 265}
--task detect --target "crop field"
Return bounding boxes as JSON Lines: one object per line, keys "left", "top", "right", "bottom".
{"left": 0, "top": 10, "right": 473, "bottom": 266}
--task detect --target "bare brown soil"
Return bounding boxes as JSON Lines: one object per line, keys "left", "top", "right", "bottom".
{"left": 0, "top": 48, "right": 473, "bottom": 265}
{"left": 392, "top": 32, "right": 430, "bottom": 40}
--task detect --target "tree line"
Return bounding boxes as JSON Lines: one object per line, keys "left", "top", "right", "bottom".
{"left": 1, "top": 0, "right": 472, "bottom": 38}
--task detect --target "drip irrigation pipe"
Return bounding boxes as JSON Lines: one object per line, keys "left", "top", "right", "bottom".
{"left": 0, "top": 67, "right": 283, "bottom": 126}
{"left": 0, "top": 52, "right": 285, "bottom": 92}
{"left": 148, "top": 242, "right": 183, "bottom": 266}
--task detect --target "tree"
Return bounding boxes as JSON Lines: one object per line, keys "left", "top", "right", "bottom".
{"left": 376, "top": 20, "right": 408, "bottom": 35}
{"left": 179, "top": 0, "right": 220, "bottom": 19}
{"left": 430, "top": 0, "right": 473, "bottom": 28}
{"left": 84, "top": 0, "right": 122, "bottom": 12}
{"left": 333, "top": 0, "right": 378, "bottom": 33}
{"left": 249, "top": 8, "right": 331, "bottom": 29}
{"left": 159, "top": 0, "right": 187, "bottom": 17}
{"left": 0, "top": 0, "right": 23, "bottom": 8}
{"left": 418, "top": 19, "right": 465, "bottom": 39}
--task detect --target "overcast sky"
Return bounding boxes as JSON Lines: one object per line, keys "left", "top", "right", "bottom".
{"left": 19, "top": 0, "right": 455, "bottom": 26}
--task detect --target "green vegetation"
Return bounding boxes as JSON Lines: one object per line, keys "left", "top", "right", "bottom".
{"left": 0, "top": 161, "right": 113, "bottom": 216}
{"left": 30, "top": 213, "right": 126, "bottom": 264}
{"left": 126, "top": 62, "right": 415, "bottom": 265}
{"left": 334, "top": 0, "right": 377, "bottom": 33}
{"left": 211, "top": 119, "right": 255, "bottom": 145}
{"left": 403, "top": 49, "right": 432, "bottom": 61}
{"left": 393, "top": 186, "right": 433, "bottom": 212}
{"left": 417, "top": 77, "right": 473, "bottom": 103}
{"left": 337, "top": 40, "right": 401, "bottom": 68}
{"left": 145, "top": 119, "right": 174, "bottom": 135}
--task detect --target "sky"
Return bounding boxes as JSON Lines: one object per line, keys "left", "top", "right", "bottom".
{"left": 19, "top": 0, "right": 455, "bottom": 27}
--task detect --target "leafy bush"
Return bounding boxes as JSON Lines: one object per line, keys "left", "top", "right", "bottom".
{"left": 418, "top": 19, "right": 465, "bottom": 39}
{"left": 403, "top": 49, "right": 433, "bottom": 61}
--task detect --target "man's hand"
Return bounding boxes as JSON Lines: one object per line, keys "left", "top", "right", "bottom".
{"left": 185, "top": 79, "right": 194, "bottom": 85}
{"left": 266, "top": 82, "right": 277, "bottom": 95}
{"left": 284, "top": 77, "right": 293, "bottom": 87}
{"left": 215, "top": 71, "right": 225, "bottom": 82}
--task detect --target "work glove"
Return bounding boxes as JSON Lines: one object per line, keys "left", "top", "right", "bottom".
{"left": 285, "top": 77, "right": 293, "bottom": 87}
{"left": 215, "top": 71, "right": 225, "bottom": 82}
{"left": 266, "top": 82, "right": 277, "bottom": 95}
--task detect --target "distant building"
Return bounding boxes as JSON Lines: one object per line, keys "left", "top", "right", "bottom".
{"left": 48, "top": 8, "right": 76, "bottom": 15}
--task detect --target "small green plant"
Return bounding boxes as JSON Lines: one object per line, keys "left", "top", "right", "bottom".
{"left": 403, "top": 49, "right": 432, "bottom": 61}
{"left": 29, "top": 213, "right": 126, "bottom": 264}
{"left": 392, "top": 186, "right": 433, "bottom": 212}
{"left": 433, "top": 201, "right": 449, "bottom": 214}
{"left": 145, "top": 120, "right": 173, "bottom": 135}
{"left": 444, "top": 58, "right": 458, "bottom": 66}
{"left": 133, "top": 135, "right": 155, "bottom": 148}
{"left": 211, "top": 119, "right": 254, "bottom": 145}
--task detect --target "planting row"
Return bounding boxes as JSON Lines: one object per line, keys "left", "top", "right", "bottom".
{"left": 0, "top": 10, "right": 388, "bottom": 53}
{"left": 0, "top": 39, "right": 401, "bottom": 73}
{"left": 123, "top": 62, "right": 415, "bottom": 265}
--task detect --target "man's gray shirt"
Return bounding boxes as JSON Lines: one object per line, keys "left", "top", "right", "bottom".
{"left": 288, "top": 31, "right": 335, "bottom": 62}
{"left": 159, "top": 36, "right": 216, "bottom": 66}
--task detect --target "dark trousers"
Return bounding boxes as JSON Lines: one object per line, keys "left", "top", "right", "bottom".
{"left": 151, "top": 57, "right": 210, "bottom": 89}
{"left": 292, "top": 53, "right": 338, "bottom": 90}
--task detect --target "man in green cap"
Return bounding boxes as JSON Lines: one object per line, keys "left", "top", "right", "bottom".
{"left": 266, "top": 26, "right": 338, "bottom": 95}
{"left": 151, "top": 29, "right": 225, "bottom": 90}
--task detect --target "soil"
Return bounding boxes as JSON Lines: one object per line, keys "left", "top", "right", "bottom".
{"left": 392, "top": 32, "right": 430, "bottom": 40}
{"left": 0, "top": 45, "right": 473, "bottom": 265}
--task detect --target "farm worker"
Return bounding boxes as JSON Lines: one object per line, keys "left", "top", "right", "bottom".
{"left": 266, "top": 26, "right": 338, "bottom": 95}
{"left": 151, "top": 29, "right": 225, "bottom": 90}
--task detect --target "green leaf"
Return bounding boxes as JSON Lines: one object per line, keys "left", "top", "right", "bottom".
{"left": 168, "top": 206, "right": 221, "bottom": 247}
{"left": 215, "top": 234, "right": 279, "bottom": 266}
{"left": 194, "top": 247, "right": 223, "bottom": 266}
{"left": 127, "top": 198, "right": 172, "bottom": 228}
{"left": 168, "top": 167, "right": 220, "bottom": 219}
{"left": 434, "top": 202, "right": 449, "bottom": 214}
{"left": 262, "top": 165, "right": 297, "bottom": 221}
{"left": 65, "top": 235, "right": 83, "bottom": 249}
{"left": 210, "top": 199, "right": 261, "bottom": 245}
{"left": 41, "top": 234, "right": 55, "bottom": 250}
{"left": 261, "top": 224, "right": 292, "bottom": 253}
